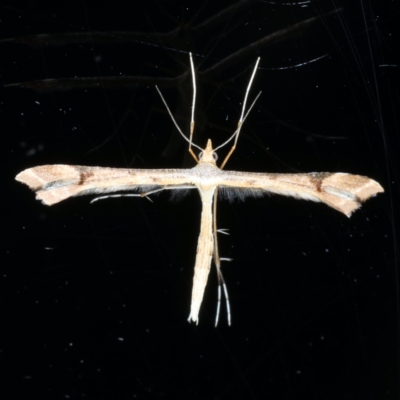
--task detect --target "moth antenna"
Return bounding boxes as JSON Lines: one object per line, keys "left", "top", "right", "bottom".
{"left": 218, "top": 57, "right": 261, "bottom": 169}
{"left": 188, "top": 53, "right": 199, "bottom": 162}
{"left": 155, "top": 85, "right": 202, "bottom": 151}
{"left": 215, "top": 90, "right": 262, "bottom": 153}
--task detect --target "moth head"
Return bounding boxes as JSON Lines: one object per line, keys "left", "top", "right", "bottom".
{"left": 198, "top": 139, "right": 218, "bottom": 165}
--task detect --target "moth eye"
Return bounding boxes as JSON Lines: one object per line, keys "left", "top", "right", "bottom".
{"left": 212, "top": 152, "right": 218, "bottom": 161}
{"left": 198, "top": 151, "right": 203, "bottom": 159}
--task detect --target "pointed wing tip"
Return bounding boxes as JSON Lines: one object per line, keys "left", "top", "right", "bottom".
{"left": 322, "top": 174, "right": 384, "bottom": 217}
{"left": 15, "top": 166, "right": 54, "bottom": 189}
{"left": 356, "top": 179, "right": 384, "bottom": 201}
{"left": 15, "top": 169, "right": 35, "bottom": 188}
{"left": 35, "top": 191, "right": 59, "bottom": 206}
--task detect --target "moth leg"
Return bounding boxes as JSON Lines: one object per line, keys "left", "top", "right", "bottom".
{"left": 212, "top": 188, "right": 232, "bottom": 326}
{"left": 90, "top": 193, "right": 142, "bottom": 203}
{"left": 90, "top": 186, "right": 196, "bottom": 203}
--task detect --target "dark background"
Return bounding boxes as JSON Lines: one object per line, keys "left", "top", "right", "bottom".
{"left": 1, "top": 1, "right": 398, "bottom": 398}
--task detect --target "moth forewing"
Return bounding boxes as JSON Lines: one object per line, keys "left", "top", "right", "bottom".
{"left": 217, "top": 171, "right": 384, "bottom": 217}
{"left": 15, "top": 165, "right": 199, "bottom": 206}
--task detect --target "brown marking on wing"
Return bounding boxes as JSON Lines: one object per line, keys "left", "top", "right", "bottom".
{"left": 309, "top": 172, "right": 332, "bottom": 192}
{"left": 78, "top": 170, "right": 95, "bottom": 185}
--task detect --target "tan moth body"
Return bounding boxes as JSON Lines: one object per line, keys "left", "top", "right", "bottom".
{"left": 15, "top": 55, "right": 384, "bottom": 325}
